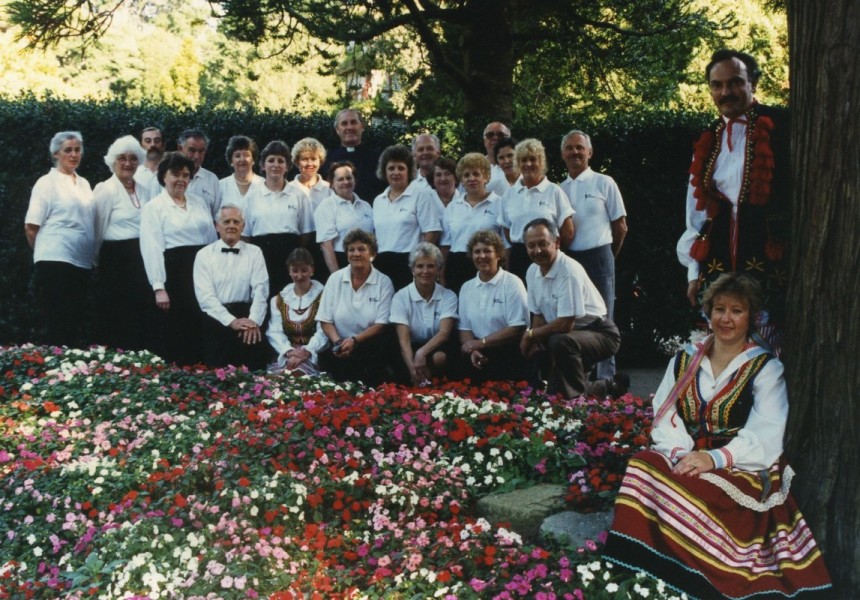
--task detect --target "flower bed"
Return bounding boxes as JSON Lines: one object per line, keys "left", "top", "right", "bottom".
{"left": 0, "top": 346, "right": 678, "bottom": 599}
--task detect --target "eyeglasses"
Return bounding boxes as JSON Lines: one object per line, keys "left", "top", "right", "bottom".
{"left": 484, "top": 131, "right": 506, "bottom": 139}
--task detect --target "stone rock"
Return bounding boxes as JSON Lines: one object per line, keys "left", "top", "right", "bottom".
{"left": 476, "top": 484, "right": 567, "bottom": 542}
{"left": 539, "top": 510, "right": 614, "bottom": 548}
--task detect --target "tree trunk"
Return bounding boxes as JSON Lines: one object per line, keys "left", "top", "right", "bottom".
{"left": 785, "top": 1, "right": 860, "bottom": 596}
{"left": 460, "top": 0, "right": 515, "bottom": 134}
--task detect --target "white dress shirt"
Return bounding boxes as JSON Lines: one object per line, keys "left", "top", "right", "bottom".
{"left": 526, "top": 253, "right": 606, "bottom": 322}
{"left": 677, "top": 117, "right": 748, "bottom": 281}
{"left": 188, "top": 167, "right": 222, "bottom": 218}
{"left": 25, "top": 168, "right": 95, "bottom": 268}
{"left": 458, "top": 269, "right": 528, "bottom": 339}
{"left": 561, "top": 168, "right": 627, "bottom": 251}
{"left": 390, "top": 282, "right": 458, "bottom": 344}
{"left": 93, "top": 175, "right": 154, "bottom": 249}
{"left": 650, "top": 346, "right": 787, "bottom": 472}
{"left": 317, "top": 265, "right": 394, "bottom": 338}
{"left": 266, "top": 280, "right": 329, "bottom": 365}
{"left": 193, "top": 239, "right": 269, "bottom": 326}
{"left": 497, "top": 177, "right": 574, "bottom": 243}
{"left": 243, "top": 183, "right": 314, "bottom": 237}
{"left": 440, "top": 192, "right": 503, "bottom": 252}
{"left": 373, "top": 181, "right": 442, "bottom": 253}
{"left": 140, "top": 191, "right": 217, "bottom": 290}
{"left": 314, "top": 194, "right": 375, "bottom": 251}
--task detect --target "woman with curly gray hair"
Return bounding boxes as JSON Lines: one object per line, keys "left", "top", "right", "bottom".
{"left": 93, "top": 134, "right": 154, "bottom": 350}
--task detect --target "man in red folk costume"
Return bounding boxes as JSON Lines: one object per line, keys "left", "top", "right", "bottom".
{"left": 677, "top": 49, "right": 790, "bottom": 354}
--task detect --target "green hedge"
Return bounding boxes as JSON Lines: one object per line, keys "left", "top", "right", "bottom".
{"left": 0, "top": 95, "right": 710, "bottom": 364}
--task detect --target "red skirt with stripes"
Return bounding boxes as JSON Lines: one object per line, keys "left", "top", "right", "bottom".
{"left": 603, "top": 450, "right": 832, "bottom": 599}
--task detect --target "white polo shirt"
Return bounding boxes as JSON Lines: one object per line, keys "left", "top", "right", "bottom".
{"left": 526, "top": 253, "right": 606, "bottom": 322}
{"left": 290, "top": 175, "right": 331, "bottom": 212}
{"left": 219, "top": 174, "right": 263, "bottom": 212}
{"left": 373, "top": 180, "right": 442, "bottom": 253}
{"left": 390, "top": 282, "right": 458, "bottom": 344}
{"left": 317, "top": 265, "right": 394, "bottom": 338}
{"left": 314, "top": 194, "right": 375, "bottom": 252}
{"left": 243, "top": 184, "right": 314, "bottom": 237}
{"left": 25, "top": 168, "right": 95, "bottom": 268}
{"left": 440, "top": 192, "right": 503, "bottom": 252}
{"left": 561, "top": 168, "right": 626, "bottom": 251}
{"left": 497, "top": 177, "right": 574, "bottom": 243}
{"left": 458, "top": 269, "right": 528, "bottom": 339}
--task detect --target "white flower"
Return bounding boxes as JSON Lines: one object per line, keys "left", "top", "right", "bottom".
{"left": 606, "top": 583, "right": 619, "bottom": 593}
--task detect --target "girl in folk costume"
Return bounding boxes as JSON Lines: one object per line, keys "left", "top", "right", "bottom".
{"left": 266, "top": 248, "right": 329, "bottom": 375}
{"left": 604, "top": 273, "right": 831, "bottom": 599}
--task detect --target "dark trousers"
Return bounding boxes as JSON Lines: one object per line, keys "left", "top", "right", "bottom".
{"left": 96, "top": 238, "right": 155, "bottom": 351}
{"left": 538, "top": 318, "right": 620, "bottom": 399}
{"left": 32, "top": 261, "right": 92, "bottom": 348}
{"left": 201, "top": 302, "right": 271, "bottom": 370}
{"left": 461, "top": 341, "right": 538, "bottom": 387}
{"left": 319, "top": 328, "right": 398, "bottom": 387}
{"left": 158, "top": 245, "right": 205, "bottom": 365}
{"left": 444, "top": 252, "right": 475, "bottom": 295}
{"left": 253, "top": 233, "right": 301, "bottom": 298}
{"left": 507, "top": 243, "right": 529, "bottom": 282}
{"left": 373, "top": 252, "right": 412, "bottom": 290}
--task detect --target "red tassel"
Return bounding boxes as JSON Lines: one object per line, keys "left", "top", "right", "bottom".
{"left": 690, "top": 238, "right": 711, "bottom": 261}
{"left": 765, "top": 240, "right": 786, "bottom": 261}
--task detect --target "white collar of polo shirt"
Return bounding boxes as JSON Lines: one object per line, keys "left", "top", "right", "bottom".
{"left": 407, "top": 282, "right": 442, "bottom": 303}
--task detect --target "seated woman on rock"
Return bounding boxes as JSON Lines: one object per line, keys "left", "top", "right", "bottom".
{"left": 603, "top": 272, "right": 832, "bottom": 599}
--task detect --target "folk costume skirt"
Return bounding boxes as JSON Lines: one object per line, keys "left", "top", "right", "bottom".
{"left": 603, "top": 449, "right": 832, "bottom": 599}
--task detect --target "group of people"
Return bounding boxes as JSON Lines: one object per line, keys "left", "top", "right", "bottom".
{"left": 23, "top": 48, "right": 832, "bottom": 598}
{"left": 24, "top": 110, "right": 629, "bottom": 399}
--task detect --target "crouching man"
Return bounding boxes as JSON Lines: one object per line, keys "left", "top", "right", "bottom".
{"left": 194, "top": 204, "right": 270, "bottom": 369}
{"left": 520, "top": 218, "right": 628, "bottom": 398}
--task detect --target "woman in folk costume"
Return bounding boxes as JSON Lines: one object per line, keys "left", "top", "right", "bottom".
{"left": 603, "top": 273, "right": 831, "bottom": 599}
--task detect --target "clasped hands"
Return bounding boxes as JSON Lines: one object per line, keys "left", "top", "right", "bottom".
{"left": 230, "top": 318, "right": 261, "bottom": 344}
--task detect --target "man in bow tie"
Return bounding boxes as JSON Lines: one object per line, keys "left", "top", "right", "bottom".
{"left": 194, "top": 205, "right": 270, "bottom": 368}
{"left": 677, "top": 49, "right": 790, "bottom": 353}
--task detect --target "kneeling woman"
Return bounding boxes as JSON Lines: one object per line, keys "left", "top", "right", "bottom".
{"left": 316, "top": 229, "right": 396, "bottom": 386}
{"left": 390, "top": 242, "right": 458, "bottom": 385}
{"left": 458, "top": 230, "right": 536, "bottom": 385}
{"left": 266, "top": 248, "right": 329, "bottom": 376}
{"left": 603, "top": 273, "right": 831, "bottom": 599}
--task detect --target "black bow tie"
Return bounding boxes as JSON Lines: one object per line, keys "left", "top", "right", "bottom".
{"left": 221, "top": 247, "right": 240, "bottom": 254}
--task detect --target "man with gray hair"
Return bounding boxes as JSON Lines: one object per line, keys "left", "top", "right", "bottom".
{"left": 323, "top": 107, "right": 385, "bottom": 201}
{"left": 560, "top": 129, "right": 627, "bottom": 379}
{"left": 520, "top": 218, "right": 627, "bottom": 399}
{"left": 178, "top": 129, "right": 222, "bottom": 218}
{"left": 411, "top": 133, "right": 441, "bottom": 191}
{"left": 194, "top": 204, "right": 270, "bottom": 369}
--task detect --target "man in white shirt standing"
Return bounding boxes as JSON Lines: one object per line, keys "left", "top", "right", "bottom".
{"left": 482, "top": 121, "right": 511, "bottom": 196}
{"left": 520, "top": 218, "right": 627, "bottom": 399}
{"left": 134, "top": 126, "right": 165, "bottom": 196}
{"left": 194, "top": 205, "right": 270, "bottom": 369}
{"left": 178, "top": 129, "right": 222, "bottom": 218}
{"left": 411, "top": 133, "right": 441, "bottom": 190}
{"left": 560, "top": 129, "right": 628, "bottom": 379}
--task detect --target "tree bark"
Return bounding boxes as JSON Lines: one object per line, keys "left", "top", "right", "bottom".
{"left": 460, "top": 0, "right": 515, "bottom": 131}
{"left": 785, "top": 1, "right": 860, "bottom": 596}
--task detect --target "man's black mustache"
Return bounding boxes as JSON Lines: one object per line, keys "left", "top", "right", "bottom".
{"left": 720, "top": 95, "right": 739, "bottom": 105}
